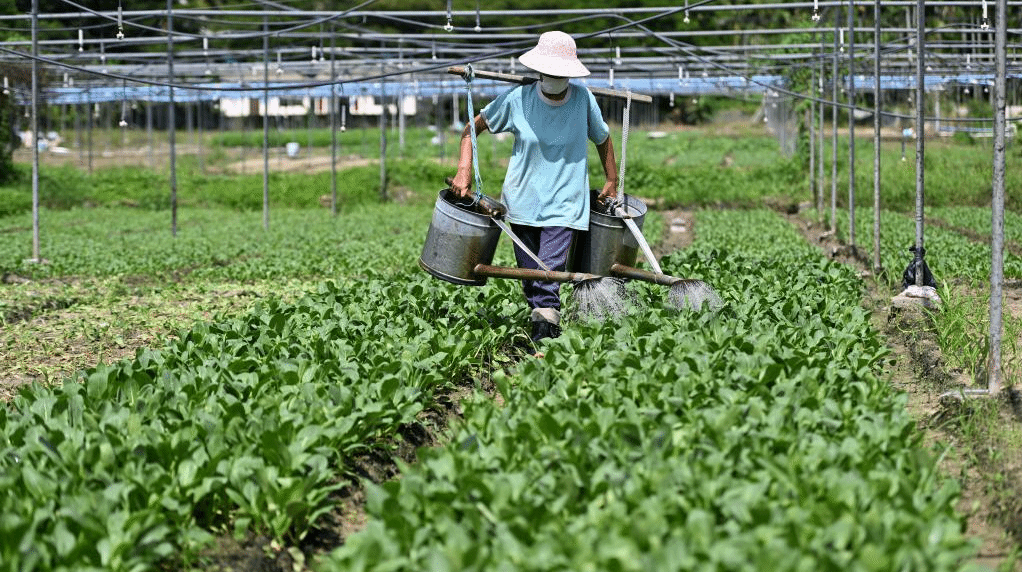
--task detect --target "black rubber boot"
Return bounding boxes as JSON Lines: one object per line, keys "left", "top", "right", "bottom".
{"left": 530, "top": 320, "right": 561, "bottom": 343}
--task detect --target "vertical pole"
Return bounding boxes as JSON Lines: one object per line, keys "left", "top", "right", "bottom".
{"left": 873, "top": 0, "right": 883, "bottom": 275}
{"left": 398, "top": 40, "right": 405, "bottom": 154}
{"left": 146, "top": 97, "right": 153, "bottom": 168}
{"left": 120, "top": 96, "right": 127, "bottom": 148}
{"left": 330, "top": 28, "right": 338, "bottom": 216}
{"left": 452, "top": 86, "right": 459, "bottom": 132}
{"left": 379, "top": 55, "right": 388, "bottom": 201}
{"left": 198, "top": 99, "right": 204, "bottom": 173}
{"left": 307, "top": 89, "right": 312, "bottom": 160}
{"left": 438, "top": 90, "right": 446, "bottom": 164}
{"left": 809, "top": 59, "right": 816, "bottom": 209}
{"left": 263, "top": 17, "right": 270, "bottom": 231}
{"left": 30, "top": 0, "right": 39, "bottom": 262}
{"left": 87, "top": 97, "right": 93, "bottom": 174}
{"left": 185, "top": 97, "right": 193, "bottom": 169}
{"left": 104, "top": 101, "right": 111, "bottom": 157}
{"left": 831, "top": 5, "right": 839, "bottom": 234}
{"left": 76, "top": 101, "right": 82, "bottom": 164}
{"left": 817, "top": 57, "right": 825, "bottom": 221}
{"left": 240, "top": 69, "right": 247, "bottom": 175}
{"left": 847, "top": 0, "right": 857, "bottom": 253}
{"left": 913, "top": 0, "right": 925, "bottom": 286}
{"left": 168, "top": 0, "right": 177, "bottom": 237}
{"left": 988, "top": 0, "right": 1007, "bottom": 394}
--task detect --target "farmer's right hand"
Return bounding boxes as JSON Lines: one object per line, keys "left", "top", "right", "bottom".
{"left": 450, "top": 171, "right": 472, "bottom": 198}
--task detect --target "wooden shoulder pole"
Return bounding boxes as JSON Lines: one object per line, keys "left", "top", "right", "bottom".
{"left": 447, "top": 66, "right": 653, "bottom": 103}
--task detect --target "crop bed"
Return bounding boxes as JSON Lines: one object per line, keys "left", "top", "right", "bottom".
{"left": 930, "top": 207, "right": 1022, "bottom": 248}
{"left": 0, "top": 203, "right": 983, "bottom": 571}
{"left": 835, "top": 207, "right": 1022, "bottom": 284}
{"left": 0, "top": 275, "right": 528, "bottom": 570}
{"left": 321, "top": 209, "right": 975, "bottom": 570}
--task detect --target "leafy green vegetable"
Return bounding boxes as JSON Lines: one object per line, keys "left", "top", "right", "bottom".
{"left": 321, "top": 209, "right": 975, "bottom": 572}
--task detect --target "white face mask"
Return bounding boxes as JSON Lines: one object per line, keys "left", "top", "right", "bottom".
{"left": 540, "top": 75, "right": 570, "bottom": 95}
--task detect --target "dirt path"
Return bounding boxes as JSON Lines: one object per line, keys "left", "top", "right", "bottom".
{"left": 652, "top": 207, "right": 697, "bottom": 258}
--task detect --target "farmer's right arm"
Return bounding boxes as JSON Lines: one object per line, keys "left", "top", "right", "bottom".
{"left": 452, "top": 114, "right": 489, "bottom": 198}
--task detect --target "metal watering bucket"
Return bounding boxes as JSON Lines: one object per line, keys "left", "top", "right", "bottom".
{"left": 419, "top": 189, "right": 646, "bottom": 286}
{"left": 569, "top": 192, "right": 647, "bottom": 275}
{"left": 419, "top": 189, "right": 501, "bottom": 286}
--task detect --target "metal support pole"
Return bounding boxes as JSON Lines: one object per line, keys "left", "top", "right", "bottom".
{"left": 818, "top": 56, "right": 825, "bottom": 220}
{"left": 451, "top": 85, "right": 459, "bottom": 131}
{"left": 847, "top": 0, "right": 857, "bottom": 253}
{"left": 198, "top": 99, "right": 204, "bottom": 173}
{"left": 398, "top": 40, "right": 405, "bottom": 153}
{"left": 146, "top": 97, "right": 153, "bottom": 168}
{"left": 989, "top": 0, "right": 1007, "bottom": 394}
{"left": 168, "top": 1, "right": 177, "bottom": 237}
{"left": 438, "top": 89, "right": 446, "bottom": 164}
{"left": 379, "top": 56, "right": 388, "bottom": 201}
{"left": 105, "top": 101, "right": 111, "bottom": 156}
{"left": 873, "top": 0, "right": 883, "bottom": 274}
{"left": 262, "top": 17, "right": 270, "bottom": 231}
{"left": 87, "top": 96, "right": 93, "bottom": 174}
{"left": 913, "top": 0, "right": 925, "bottom": 286}
{"left": 239, "top": 69, "right": 247, "bottom": 176}
{"left": 809, "top": 60, "right": 816, "bottom": 209}
{"left": 30, "top": 0, "right": 39, "bottom": 262}
{"left": 75, "top": 101, "right": 82, "bottom": 163}
{"left": 185, "top": 96, "right": 193, "bottom": 169}
{"left": 831, "top": 5, "right": 839, "bottom": 233}
{"left": 330, "top": 29, "right": 338, "bottom": 216}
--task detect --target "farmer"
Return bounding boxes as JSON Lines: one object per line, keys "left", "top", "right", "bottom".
{"left": 450, "top": 31, "right": 618, "bottom": 344}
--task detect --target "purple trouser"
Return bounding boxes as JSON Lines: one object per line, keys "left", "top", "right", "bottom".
{"left": 509, "top": 224, "right": 575, "bottom": 311}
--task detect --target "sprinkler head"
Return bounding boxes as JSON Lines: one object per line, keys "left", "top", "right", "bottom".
{"left": 568, "top": 277, "right": 630, "bottom": 322}
{"left": 667, "top": 280, "right": 722, "bottom": 312}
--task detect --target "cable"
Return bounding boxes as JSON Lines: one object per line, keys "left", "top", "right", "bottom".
{"left": 53, "top": 0, "right": 381, "bottom": 42}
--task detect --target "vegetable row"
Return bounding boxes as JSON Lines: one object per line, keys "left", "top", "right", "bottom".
{"left": 321, "top": 209, "right": 974, "bottom": 571}
{"left": 0, "top": 276, "right": 522, "bottom": 571}
{"left": 835, "top": 208, "right": 1022, "bottom": 285}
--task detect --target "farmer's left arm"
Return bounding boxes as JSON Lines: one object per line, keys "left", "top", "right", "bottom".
{"left": 596, "top": 136, "right": 618, "bottom": 201}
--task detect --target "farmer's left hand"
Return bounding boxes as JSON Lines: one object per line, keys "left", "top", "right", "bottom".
{"left": 598, "top": 180, "right": 618, "bottom": 202}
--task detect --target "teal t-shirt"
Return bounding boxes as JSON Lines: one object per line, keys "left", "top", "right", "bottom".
{"left": 481, "top": 83, "right": 610, "bottom": 230}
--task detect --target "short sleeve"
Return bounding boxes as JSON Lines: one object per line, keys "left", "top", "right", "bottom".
{"left": 481, "top": 86, "right": 518, "bottom": 134}
{"left": 586, "top": 89, "right": 610, "bottom": 145}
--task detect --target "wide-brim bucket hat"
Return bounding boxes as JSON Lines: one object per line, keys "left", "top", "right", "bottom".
{"left": 518, "top": 31, "right": 590, "bottom": 78}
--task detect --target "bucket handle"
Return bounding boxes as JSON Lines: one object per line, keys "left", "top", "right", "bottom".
{"left": 444, "top": 177, "right": 506, "bottom": 219}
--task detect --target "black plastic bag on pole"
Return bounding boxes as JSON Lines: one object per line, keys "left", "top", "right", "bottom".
{"left": 901, "top": 245, "right": 938, "bottom": 290}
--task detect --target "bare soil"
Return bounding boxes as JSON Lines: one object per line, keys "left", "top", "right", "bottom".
{"left": 212, "top": 153, "right": 376, "bottom": 176}
{"left": 12, "top": 145, "right": 381, "bottom": 174}
{"left": 651, "top": 207, "right": 697, "bottom": 258}
{"left": 0, "top": 276, "right": 277, "bottom": 402}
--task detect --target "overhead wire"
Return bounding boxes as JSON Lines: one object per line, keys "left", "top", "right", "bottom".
{"left": 53, "top": 0, "right": 382, "bottom": 42}
{"left": 615, "top": 11, "right": 1019, "bottom": 124}
{"left": 1, "top": 0, "right": 1018, "bottom": 125}
{"left": 0, "top": 5, "right": 696, "bottom": 92}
